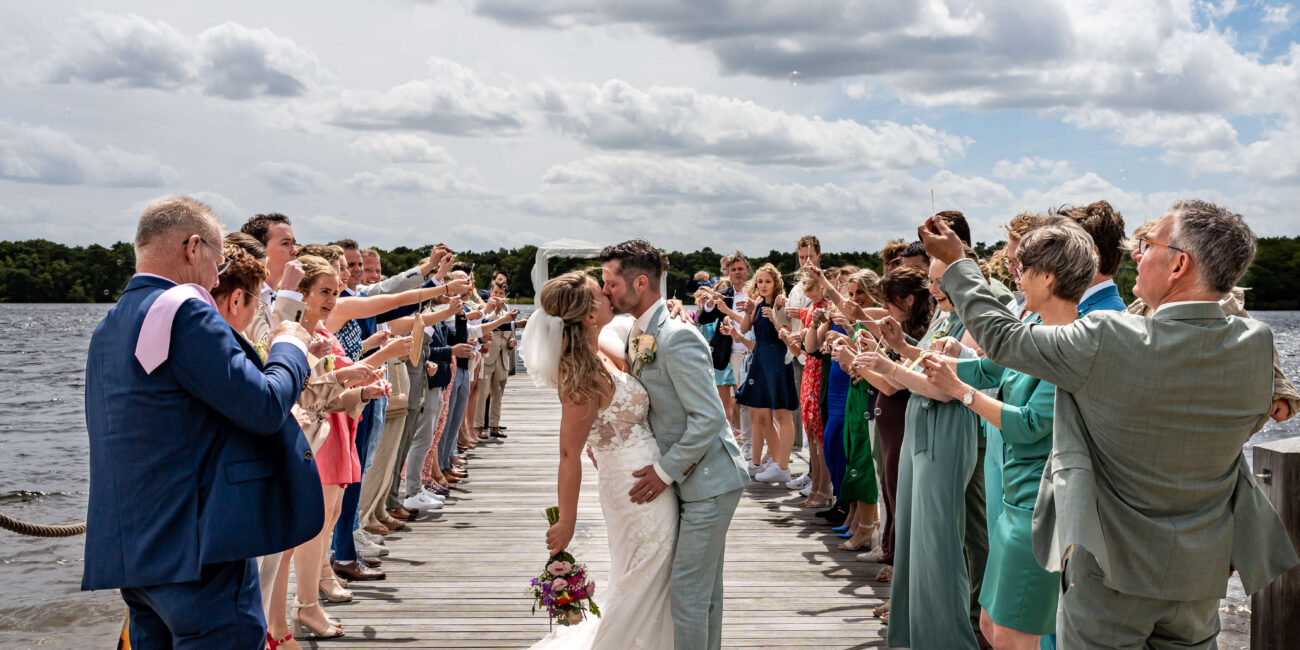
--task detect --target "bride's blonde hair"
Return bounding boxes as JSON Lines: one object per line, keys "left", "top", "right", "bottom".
{"left": 539, "top": 270, "right": 612, "bottom": 405}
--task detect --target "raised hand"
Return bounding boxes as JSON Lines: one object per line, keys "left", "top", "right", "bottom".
{"left": 308, "top": 335, "right": 332, "bottom": 358}
{"left": 878, "top": 316, "right": 905, "bottom": 349}
{"left": 919, "top": 215, "right": 964, "bottom": 265}
{"left": 921, "top": 355, "right": 966, "bottom": 399}
{"left": 929, "top": 336, "right": 963, "bottom": 358}
{"left": 272, "top": 320, "right": 312, "bottom": 348}
{"left": 278, "top": 260, "right": 305, "bottom": 293}
{"left": 773, "top": 294, "right": 787, "bottom": 311}
{"left": 443, "top": 278, "right": 471, "bottom": 295}
{"left": 362, "top": 330, "right": 391, "bottom": 351}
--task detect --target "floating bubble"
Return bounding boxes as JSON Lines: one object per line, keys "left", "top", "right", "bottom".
{"left": 116, "top": 260, "right": 122, "bottom": 265}
{"left": 874, "top": 407, "right": 882, "bottom": 417}
{"left": 103, "top": 290, "right": 110, "bottom": 296}
{"left": 64, "top": 107, "right": 71, "bottom": 116}
{"left": 1119, "top": 169, "right": 1128, "bottom": 182}
{"left": 788, "top": 70, "right": 800, "bottom": 86}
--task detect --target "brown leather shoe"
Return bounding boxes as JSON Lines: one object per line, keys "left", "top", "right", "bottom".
{"left": 332, "top": 559, "right": 386, "bottom": 581}
{"left": 377, "top": 513, "right": 405, "bottom": 531}
{"left": 360, "top": 556, "right": 382, "bottom": 568}
{"left": 363, "top": 522, "right": 390, "bottom": 536}
{"left": 387, "top": 508, "right": 412, "bottom": 521}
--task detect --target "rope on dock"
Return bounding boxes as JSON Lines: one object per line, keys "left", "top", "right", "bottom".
{"left": 0, "top": 511, "right": 86, "bottom": 537}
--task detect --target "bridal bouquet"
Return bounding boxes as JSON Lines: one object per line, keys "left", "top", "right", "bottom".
{"left": 526, "top": 507, "right": 601, "bottom": 627}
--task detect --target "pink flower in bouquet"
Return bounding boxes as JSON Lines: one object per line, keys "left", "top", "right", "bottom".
{"left": 547, "top": 560, "right": 572, "bottom": 576}
{"left": 586, "top": 580, "right": 596, "bottom": 597}
{"left": 565, "top": 610, "right": 584, "bottom": 625}
{"left": 552, "top": 577, "right": 568, "bottom": 591}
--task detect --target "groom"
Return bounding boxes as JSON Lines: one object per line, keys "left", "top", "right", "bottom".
{"left": 600, "top": 239, "right": 750, "bottom": 650}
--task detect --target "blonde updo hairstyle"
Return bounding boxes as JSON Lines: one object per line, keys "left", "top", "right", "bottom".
{"left": 746, "top": 263, "right": 785, "bottom": 302}
{"left": 845, "top": 269, "right": 882, "bottom": 306}
{"left": 538, "top": 270, "right": 613, "bottom": 405}
{"left": 295, "top": 255, "right": 338, "bottom": 294}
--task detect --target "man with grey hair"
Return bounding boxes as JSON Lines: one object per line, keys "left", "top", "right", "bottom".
{"left": 84, "top": 196, "right": 320, "bottom": 648}
{"left": 918, "top": 201, "right": 1299, "bottom": 649}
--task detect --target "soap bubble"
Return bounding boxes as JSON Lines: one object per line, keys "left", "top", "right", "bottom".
{"left": 103, "top": 290, "right": 110, "bottom": 296}
{"left": 1119, "top": 169, "right": 1128, "bottom": 182}
{"left": 788, "top": 70, "right": 800, "bottom": 86}
{"left": 64, "top": 107, "right": 71, "bottom": 116}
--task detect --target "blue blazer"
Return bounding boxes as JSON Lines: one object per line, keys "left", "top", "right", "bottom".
{"left": 426, "top": 321, "right": 454, "bottom": 389}
{"left": 1078, "top": 282, "right": 1126, "bottom": 315}
{"left": 83, "top": 275, "right": 323, "bottom": 591}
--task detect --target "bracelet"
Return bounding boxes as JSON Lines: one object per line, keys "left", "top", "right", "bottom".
{"left": 890, "top": 362, "right": 898, "bottom": 380}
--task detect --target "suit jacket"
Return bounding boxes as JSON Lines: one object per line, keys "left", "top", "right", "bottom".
{"left": 425, "top": 321, "right": 454, "bottom": 389}
{"left": 245, "top": 288, "right": 307, "bottom": 348}
{"left": 941, "top": 258, "right": 1299, "bottom": 600}
{"left": 694, "top": 287, "right": 735, "bottom": 371}
{"left": 481, "top": 321, "right": 514, "bottom": 370}
{"left": 632, "top": 303, "right": 750, "bottom": 502}
{"left": 359, "top": 267, "right": 426, "bottom": 296}
{"left": 83, "top": 275, "right": 322, "bottom": 591}
{"left": 1077, "top": 282, "right": 1126, "bottom": 315}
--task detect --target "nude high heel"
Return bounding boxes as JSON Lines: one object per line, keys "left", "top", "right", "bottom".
{"left": 291, "top": 599, "right": 344, "bottom": 639}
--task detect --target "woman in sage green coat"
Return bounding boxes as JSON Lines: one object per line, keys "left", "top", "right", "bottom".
{"left": 915, "top": 218, "right": 1099, "bottom": 650}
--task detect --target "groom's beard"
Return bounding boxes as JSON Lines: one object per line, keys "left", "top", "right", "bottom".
{"left": 612, "top": 291, "right": 639, "bottom": 315}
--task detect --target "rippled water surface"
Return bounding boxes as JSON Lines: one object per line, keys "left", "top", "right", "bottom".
{"left": 0, "top": 304, "right": 1295, "bottom": 647}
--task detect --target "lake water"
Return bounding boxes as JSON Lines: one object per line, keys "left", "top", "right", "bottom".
{"left": 0, "top": 303, "right": 1295, "bottom": 646}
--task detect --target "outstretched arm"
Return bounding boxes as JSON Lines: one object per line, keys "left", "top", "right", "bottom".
{"left": 546, "top": 390, "right": 601, "bottom": 556}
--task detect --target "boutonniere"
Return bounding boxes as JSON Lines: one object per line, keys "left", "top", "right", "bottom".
{"left": 631, "top": 334, "right": 658, "bottom": 375}
{"left": 322, "top": 354, "right": 336, "bottom": 372}
{"left": 252, "top": 341, "right": 269, "bottom": 362}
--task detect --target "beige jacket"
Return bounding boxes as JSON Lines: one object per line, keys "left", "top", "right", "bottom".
{"left": 295, "top": 355, "right": 367, "bottom": 453}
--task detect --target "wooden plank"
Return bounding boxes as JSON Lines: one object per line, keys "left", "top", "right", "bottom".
{"left": 298, "top": 370, "right": 889, "bottom": 648}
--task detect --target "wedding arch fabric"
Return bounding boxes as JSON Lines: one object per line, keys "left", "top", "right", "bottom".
{"left": 529, "top": 239, "right": 668, "bottom": 297}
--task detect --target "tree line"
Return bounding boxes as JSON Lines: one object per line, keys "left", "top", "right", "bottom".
{"left": 3, "top": 237, "right": 1298, "bottom": 310}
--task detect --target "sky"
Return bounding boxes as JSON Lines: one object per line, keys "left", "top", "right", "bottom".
{"left": 1, "top": 0, "right": 1298, "bottom": 255}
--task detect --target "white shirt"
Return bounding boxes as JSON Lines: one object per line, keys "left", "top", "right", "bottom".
{"left": 624, "top": 298, "right": 677, "bottom": 486}
{"left": 1078, "top": 278, "right": 1116, "bottom": 305}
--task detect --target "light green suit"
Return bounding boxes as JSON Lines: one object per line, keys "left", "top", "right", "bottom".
{"left": 941, "top": 258, "right": 1299, "bottom": 647}
{"left": 631, "top": 302, "right": 750, "bottom": 650}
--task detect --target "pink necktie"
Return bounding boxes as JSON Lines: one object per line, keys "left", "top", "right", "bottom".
{"left": 135, "top": 283, "right": 219, "bottom": 374}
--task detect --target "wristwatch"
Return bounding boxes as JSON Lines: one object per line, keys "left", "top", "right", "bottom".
{"left": 960, "top": 387, "right": 977, "bottom": 405}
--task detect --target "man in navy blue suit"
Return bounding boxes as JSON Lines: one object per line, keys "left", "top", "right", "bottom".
{"left": 83, "top": 195, "right": 322, "bottom": 649}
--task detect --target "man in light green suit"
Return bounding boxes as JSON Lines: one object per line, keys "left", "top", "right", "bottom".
{"left": 601, "top": 240, "right": 751, "bottom": 650}
{"left": 919, "top": 200, "right": 1299, "bottom": 649}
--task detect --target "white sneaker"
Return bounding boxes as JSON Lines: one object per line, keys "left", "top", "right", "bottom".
{"left": 404, "top": 491, "right": 444, "bottom": 510}
{"left": 355, "top": 534, "right": 389, "bottom": 558}
{"left": 746, "top": 461, "right": 763, "bottom": 477}
{"left": 754, "top": 464, "right": 792, "bottom": 484}
{"left": 799, "top": 484, "right": 812, "bottom": 497}
{"left": 786, "top": 473, "right": 811, "bottom": 490}
{"left": 353, "top": 529, "right": 387, "bottom": 552}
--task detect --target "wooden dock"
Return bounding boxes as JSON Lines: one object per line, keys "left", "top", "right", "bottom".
{"left": 310, "top": 371, "right": 889, "bottom": 649}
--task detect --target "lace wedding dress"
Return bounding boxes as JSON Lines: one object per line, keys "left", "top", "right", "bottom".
{"left": 530, "top": 371, "right": 678, "bottom": 649}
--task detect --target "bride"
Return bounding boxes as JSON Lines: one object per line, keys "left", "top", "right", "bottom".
{"left": 524, "top": 270, "right": 677, "bottom": 649}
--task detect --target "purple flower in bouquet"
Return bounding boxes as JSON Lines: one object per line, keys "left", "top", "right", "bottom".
{"left": 552, "top": 577, "right": 568, "bottom": 591}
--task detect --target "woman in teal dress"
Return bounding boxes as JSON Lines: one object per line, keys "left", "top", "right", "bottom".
{"left": 858, "top": 257, "right": 986, "bottom": 650}
{"left": 914, "top": 219, "right": 1098, "bottom": 650}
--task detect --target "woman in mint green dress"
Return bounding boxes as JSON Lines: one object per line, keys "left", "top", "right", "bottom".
{"left": 859, "top": 258, "right": 985, "bottom": 650}
{"left": 915, "top": 219, "right": 1097, "bottom": 650}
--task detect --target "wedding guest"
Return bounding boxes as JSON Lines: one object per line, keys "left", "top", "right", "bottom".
{"left": 920, "top": 219, "right": 1099, "bottom": 649}
{"left": 865, "top": 254, "right": 985, "bottom": 649}
{"left": 404, "top": 302, "right": 466, "bottom": 509}
{"left": 729, "top": 263, "right": 797, "bottom": 484}
{"left": 781, "top": 235, "right": 823, "bottom": 456}
{"left": 84, "top": 196, "right": 318, "bottom": 648}
{"left": 787, "top": 275, "right": 831, "bottom": 506}
{"left": 879, "top": 239, "right": 908, "bottom": 273}
{"left": 919, "top": 200, "right": 1300, "bottom": 649}
{"left": 831, "top": 269, "right": 883, "bottom": 552}
{"left": 897, "top": 241, "right": 929, "bottom": 272}
{"left": 849, "top": 267, "right": 933, "bottom": 576}
{"left": 477, "top": 283, "right": 517, "bottom": 437}
{"left": 1055, "top": 200, "right": 1128, "bottom": 314}
{"left": 232, "top": 217, "right": 308, "bottom": 349}
{"left": 694, "top": 281, "right": 739, "bottom": 434}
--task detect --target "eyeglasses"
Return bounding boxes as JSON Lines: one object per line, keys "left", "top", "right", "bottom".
{"left": 186, "top": 236, "right": 232, "bottom": 275}
{"left": 1011, "top": 265, "right": 1026, "bottom": 278}
{"left": 1136, "top": 236, "right": 1185, "bottom": 257}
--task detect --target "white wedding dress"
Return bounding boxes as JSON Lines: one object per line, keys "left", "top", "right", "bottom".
{"left": 530, "top": 371, "right": 678, "bottom": 649}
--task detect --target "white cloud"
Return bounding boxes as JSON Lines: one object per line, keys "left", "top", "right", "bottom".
{"left": 42, "top": 12, "right": 322, "bottom": 99}
{"left": 0, "top": 119, "right": 179, "bottom": 187}
{"left": 190, "top": 191, "right": 245, "bottom": 224}
{"left": 323, "top": 58, "right": 527, "bottom": 135}
{"left": 249, "top": 161, "right": 331, "bottom": 194}
{"left": 530, "top": 78, "right": 969, "bottom": 169}
{"left": 348, "top": 134, "right": 455, "bottom": 164}
{"left": 343, "top": 166, "right": 492, "bottom": 199}
{"left": 1262, "top": 5, "right": 1290, "bottom": 24}
{"left": 1061, "top": 109, "right": 1243, "bottom": 175}
{"left": 992, "top": 156, "right": 1074, "bottom": 181}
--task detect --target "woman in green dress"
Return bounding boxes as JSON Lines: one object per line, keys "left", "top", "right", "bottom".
{"left": 858, "top": 256, "right": 986, "bottom": 650}
{"left": 915, "top": 219, "right": 1098, "bottom": 649}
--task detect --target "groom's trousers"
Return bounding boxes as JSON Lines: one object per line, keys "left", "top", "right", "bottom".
{"left": 672, "top": 487, "right": 743, "bottom": 650}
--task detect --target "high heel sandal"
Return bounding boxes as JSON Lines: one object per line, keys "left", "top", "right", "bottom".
{"left": 799, "top": 491, "right": 832, "bottom": 508}
{"left": 318, "top": 576, "right": 353, "bottom": 603}
{"left": 838, "top": 524, "right": 873, "bottom": 551}
{"left": 267, "top": 632, "right": 294, "bottom": 649}
{"left": 291, "top": 599, "right": 344, "bottom": 639}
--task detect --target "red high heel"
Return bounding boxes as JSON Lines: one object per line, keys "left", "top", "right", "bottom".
{"left": 267, "top": 632, "right": 294, "bottom": 649}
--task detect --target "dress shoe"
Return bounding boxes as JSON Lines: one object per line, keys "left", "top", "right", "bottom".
{"left": 387, "top": 508, "right": 412, "bottom": 521}
{"left": 363, "top": 522, "right": 390, "bottom": 536}
{"left": 332, "top": 559, "right": 385, "bottom": 581}
{"left": 360, "top": 556, "right": 382, "bottom": 568}
{"left": 490, "top": 428, "right": 507, "bottom": 438}
{"left": 377, "top": 513, "right": 406, "bottom": 530}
